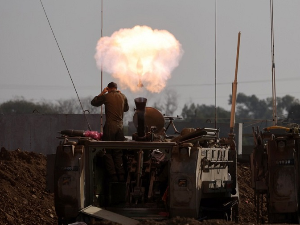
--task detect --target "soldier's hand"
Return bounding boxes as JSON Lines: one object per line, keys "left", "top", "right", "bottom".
{"left": 99, "top": 87, "right": 108, "bottom": 96}
{"left": 103, "top": 87, "right": 108, "bottom": 93}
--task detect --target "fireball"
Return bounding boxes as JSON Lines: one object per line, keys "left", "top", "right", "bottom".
{"left": 94, "top": 25, "right": 183, "bottom": 93}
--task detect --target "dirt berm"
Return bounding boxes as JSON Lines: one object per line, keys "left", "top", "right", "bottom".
{"left": 0, "top": 147, "right": 258, "bottom": 225}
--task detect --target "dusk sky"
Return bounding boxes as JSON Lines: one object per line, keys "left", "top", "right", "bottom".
{"left": 0, "top": 1, "right": 299, "bottom": 116}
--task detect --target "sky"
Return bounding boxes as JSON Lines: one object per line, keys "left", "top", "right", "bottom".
{"left": 0, "top": 0, "right": 300, "bottom": 116}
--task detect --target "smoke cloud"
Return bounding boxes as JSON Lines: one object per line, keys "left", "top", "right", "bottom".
{"left": 95, "top": 25, "right": 183, "bottom": 93}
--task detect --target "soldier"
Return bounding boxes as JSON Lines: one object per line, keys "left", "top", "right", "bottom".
{"left": 91, "top": 82, "right": 129, "bottom": 182}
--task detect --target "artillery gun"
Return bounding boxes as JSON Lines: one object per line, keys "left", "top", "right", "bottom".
{"left": 52, "top": 97, "right": 239, "bottom": 225}
{"left": 251, "top": 124, "right": 300, "bottom": 223}
{"left": 249, "top": 2, "right": 300, "bottom": 222}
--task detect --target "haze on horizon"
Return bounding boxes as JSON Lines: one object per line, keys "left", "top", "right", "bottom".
{"left": 0, "top": 0, "right": 299, "bottom": 116}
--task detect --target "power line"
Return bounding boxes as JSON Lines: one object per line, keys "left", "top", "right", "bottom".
{"left": 169, "top": 76, "right": 300, "bottom": 87}
{"left": 0, "top": 76, "right": 298, "bottom": 90}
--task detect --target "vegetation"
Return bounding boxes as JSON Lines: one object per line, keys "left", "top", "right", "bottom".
{"left": 232, "top": 93, "right": 298, "bottom": 124}
{"left": 1, "top": 93, "right": 300, "bottom": 127}
{"left": 0, "top": 96, "right": 100, "bottom": 114}
{"left": 1, "top": 93, "right": 300, "bottom": 146}
{"left": 153, "top": 89, "right": 178, "bottom": 116}
{"left": 287, "top": 104, "right": 300, "bottom": 124}
{"left": 181, "top": 103, "right": 231, "bottom": 123}
{"left": 0, "top": 97, "right": 58, "bottom": 114}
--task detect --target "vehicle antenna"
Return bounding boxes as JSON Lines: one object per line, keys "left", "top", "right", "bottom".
{"left": 214, "top": 0, "right": 217, "bottom": 130}
{"left": 270, "top": 0, "right": 277, "bottom": 125}
{"left": 100, "top": 0, "right": 104, "bottom": 133}
{"left": 39, "top": 0, "right": 92, "bottom": 130}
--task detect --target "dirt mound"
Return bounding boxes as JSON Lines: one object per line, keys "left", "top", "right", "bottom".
{"left": 0, "top": 147, "right": 57, "bottom": 225}
{"left": 0, "top": 147, "right": 256, "bottom": 225}
{"left": 237, "top": 162, "right": 256, "bottom": 224}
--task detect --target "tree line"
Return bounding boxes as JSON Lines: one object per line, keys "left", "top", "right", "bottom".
{"left": 181, "top": 93, "right": 300, "bottom": 125}
{"left": 0, "top": 96, "right": 100, "bottom": 114}
{"left": 1, "top": 93, "right": 300, "bottom": 125}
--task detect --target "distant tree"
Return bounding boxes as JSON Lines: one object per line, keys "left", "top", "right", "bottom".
{"left": 276, "top": 95, "right": 299, "bottom": 119}
{"left": 181, "top": 103, "right": 197, "bottom": 119}
{"left": 228, "top": 93, "right": 299, "bottom": 123}
{"left": 0, "top": 96, "right": 101, "bottom": 114}
{"left": 80, "top": 96, "right": 101, "bottom": 114}
{"left": 54, "top": 97, "right": 100, "bottom": 114}
{"left": 54, "top": 98, "right": 77, "bottom": 114}
{"left": 287, "top": 103, "right": 300, "bottom": 124}
{"left": 0, "top": 97, "right": 58, "bottom": 114}
{"left": 153, "top": 89, "right": 178, "bottom": 116}
{"left": 181, "top": 103, "right": 230, "bottom": 123}
{"left": 229, "top": 93, "right": 271, "bottom": 121}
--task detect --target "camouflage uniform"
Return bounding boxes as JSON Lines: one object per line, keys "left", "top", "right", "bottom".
{"left": 91, "top": 90, "right": 129, "bottom": 181}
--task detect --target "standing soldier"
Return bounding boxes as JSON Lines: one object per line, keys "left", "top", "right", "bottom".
{"left": 91, "top": 82, "right": 129, "bottom": 182}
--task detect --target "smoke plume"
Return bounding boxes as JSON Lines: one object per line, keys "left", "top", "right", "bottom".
{"left": 94, "top": 25, "right": 183, "bottom": 93}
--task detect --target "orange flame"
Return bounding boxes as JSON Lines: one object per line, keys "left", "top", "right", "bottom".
{"left": 94, "top": 25, "right": 183, "bottom": 93}
{"left": 136, "top": 58, "right": 144, "bottom": 87}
